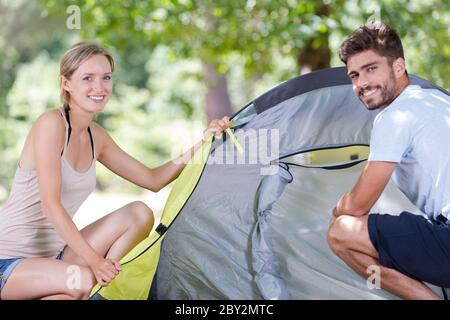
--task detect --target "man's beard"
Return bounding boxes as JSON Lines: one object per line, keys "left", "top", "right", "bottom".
{"left": 359, "top": 71, "right": 398, "bottom": 110}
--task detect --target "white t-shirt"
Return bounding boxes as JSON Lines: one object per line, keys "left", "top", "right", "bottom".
{"left": 369, "top": 84, "right": 450, "bottom": 220}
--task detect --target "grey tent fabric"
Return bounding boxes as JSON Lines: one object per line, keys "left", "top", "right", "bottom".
{"left": 269, "top": 162, "right": 415, "bottom": 299}
{"left": 154, "top": 163, "right": 265, "bottom": 299}
{"left": 152, "top": 67, "right": 449, "bottom": 299}
{"left": 270, "top": 161, "right": 447, "bottom": 299}
{"left": 251, "top": 163, "right": 292, "bottom": 300}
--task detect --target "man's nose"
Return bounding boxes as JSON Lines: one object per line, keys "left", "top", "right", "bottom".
{"left": 357, "top": 75, "right": 369, "bottom": 90}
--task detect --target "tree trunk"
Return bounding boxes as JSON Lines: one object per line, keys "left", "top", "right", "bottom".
{"left": 202, "top": 62, "right": 233, "bottom": 122}
{"left": 297, "top": 4, "right": 331, "bottom": 75}
{"left": 297, "top": 41, "right": 331, "bottom": 75}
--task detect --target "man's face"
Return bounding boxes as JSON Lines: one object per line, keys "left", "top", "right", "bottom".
{"left": 346, "top": 50, "right": 399, "bottom": 111}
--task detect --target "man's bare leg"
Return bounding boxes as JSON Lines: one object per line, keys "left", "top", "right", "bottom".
{"left": 328, "top": 214, "right": 441, "bottom": 300}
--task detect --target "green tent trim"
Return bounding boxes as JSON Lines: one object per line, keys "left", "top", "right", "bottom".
{"left": 90, "top": 137, "right": 213, "bottom": 299}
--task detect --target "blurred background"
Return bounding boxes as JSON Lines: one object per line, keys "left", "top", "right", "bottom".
{"left": 0, "top": 0, "right": 449, "bottom": 227}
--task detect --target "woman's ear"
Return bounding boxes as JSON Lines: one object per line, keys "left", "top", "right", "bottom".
{"left": 60, "top": 75, "right": 71, "bottom": 93}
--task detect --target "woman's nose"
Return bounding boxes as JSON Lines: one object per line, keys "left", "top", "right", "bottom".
{"left": 92, "top": 78, "right": 104, "bottom": 91}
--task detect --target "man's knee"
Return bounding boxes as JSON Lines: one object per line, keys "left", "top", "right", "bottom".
{"left": 327, "top": 215, "right": 354, "bottom": 254}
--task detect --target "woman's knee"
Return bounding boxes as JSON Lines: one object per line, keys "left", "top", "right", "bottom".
{"left": 128, "top": 201, "right": 154, "bottom": 231}
{"left": 68, "top": 266, "right": 96, "bottom": 300}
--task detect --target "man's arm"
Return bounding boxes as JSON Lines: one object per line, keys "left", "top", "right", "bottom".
{"left": 333, "top": 161, "right": 397, "bottom": 217}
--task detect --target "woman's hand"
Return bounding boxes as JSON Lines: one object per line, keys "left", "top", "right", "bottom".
{"left": 203, "top": 116, "right": 230, "bottom": 141}
{"left": 89, "top": 256, "right": 122, "bottom": 286}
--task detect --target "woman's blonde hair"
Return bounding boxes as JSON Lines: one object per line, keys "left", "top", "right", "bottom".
{"left": 59, "top": 42, "right": 115, "bottom": 110}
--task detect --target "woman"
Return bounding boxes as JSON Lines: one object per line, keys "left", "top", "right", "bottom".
{"left": 0, "top": 42, "right": 229, "bottom": 299}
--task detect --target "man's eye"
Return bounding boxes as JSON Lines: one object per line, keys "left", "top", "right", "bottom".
{"left": 367, "top": 66, "right": 377, "bottom": 72}
{"left": 349, "top": 74, "right": 358, "bottom": 80}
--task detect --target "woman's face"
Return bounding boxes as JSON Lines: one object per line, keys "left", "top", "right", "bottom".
{"left": 61, "top": 54, "right": 113, "bottom": 113}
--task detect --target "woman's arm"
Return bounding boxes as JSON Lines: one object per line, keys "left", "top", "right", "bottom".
{"left": 33, "top": 112, "right": 120, "bottom": 285}
{"left": 96, "top": 117, "right": 229, "bottom": 192}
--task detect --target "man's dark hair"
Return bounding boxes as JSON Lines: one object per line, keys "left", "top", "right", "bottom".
{"left": 339, "top": 20, "right": 405, "bottom": 65}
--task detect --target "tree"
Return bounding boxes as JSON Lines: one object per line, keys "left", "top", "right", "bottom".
{"left": 1, "top": 0, "right": 447, "bottom": 192}
{"left": 40, "top": 0, "right": 449, "bottom": 122}
{"left": 0, "top": 0, "right": 68, "bottom": 190}
{"left": 40, "top": 0, "right": 340, "bottom": 121}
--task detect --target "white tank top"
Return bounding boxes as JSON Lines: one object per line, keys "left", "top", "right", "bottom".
{"left": 0, "top": 109, "right": 96, "bottom": 259}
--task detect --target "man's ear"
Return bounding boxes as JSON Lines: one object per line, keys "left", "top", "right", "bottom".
{"left": 60, "top": 75, "right": 71, "bottom": 93}
{"left": 393, "top": 58, "right": 406, "bottom": 78}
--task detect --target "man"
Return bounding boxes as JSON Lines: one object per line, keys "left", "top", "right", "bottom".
{"left": 327, "top": 20, "right": 450, "bottom": 300}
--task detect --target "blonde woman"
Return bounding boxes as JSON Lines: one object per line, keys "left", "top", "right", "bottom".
{"left": 0, "top": 42, "right": 229, "bottom": 300}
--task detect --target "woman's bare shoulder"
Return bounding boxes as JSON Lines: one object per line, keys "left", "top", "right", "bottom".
{"left": 19, "top": 109, "right": 65, "bottom": 169}
{"left": 90, "top": 121, "right": 114, "bottom": 154}
{"left": 90, "top": 121, "right": 111, "bottom": 141}
{"left": 33, "top": 109, "right": 65, "bottom": 132}
{"left": 90, "top": 121, "right": 106, "bottom": 133}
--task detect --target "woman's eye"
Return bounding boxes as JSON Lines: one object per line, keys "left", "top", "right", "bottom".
{"left": 104, "top": 75, "right": 111, "bottom": 80}
{"left": 83, "top": 76, "right": 93, "bottom": 81}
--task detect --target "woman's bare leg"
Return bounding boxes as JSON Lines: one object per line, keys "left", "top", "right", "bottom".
{"left": 2, "top": 201, "right": 152, "bottom": 300}
{"left": 1, "top": 258, "right": 95, "bottom": 300}
{"left": 62, "top": 201, "right": 154, "bottom": 266}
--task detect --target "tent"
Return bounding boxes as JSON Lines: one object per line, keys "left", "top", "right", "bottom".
{"left": 92, "top": 67, "right": 449, "bottom": 300}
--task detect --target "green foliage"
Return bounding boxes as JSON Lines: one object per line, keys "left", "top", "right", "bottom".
{"left": 0, "top": 0, "right": 70, "bottom": 194}
{"left": 39, "top": 0, "right": 450, "bottom": 85}
{"left": 41, "top": 0, "right": 331, "bottom": 77}
{"left": 1, "top": 0, "right": 448, "bottom": 198}
{"left": 7, "top": 52, "right": 60, "bottom": 121}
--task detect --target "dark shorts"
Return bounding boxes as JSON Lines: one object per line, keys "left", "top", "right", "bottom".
{"left": 0, "top": 248, "right": 65, "bottom": 294}
{"left": 368, "top": 211, "right": 450, "bottom": 288}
